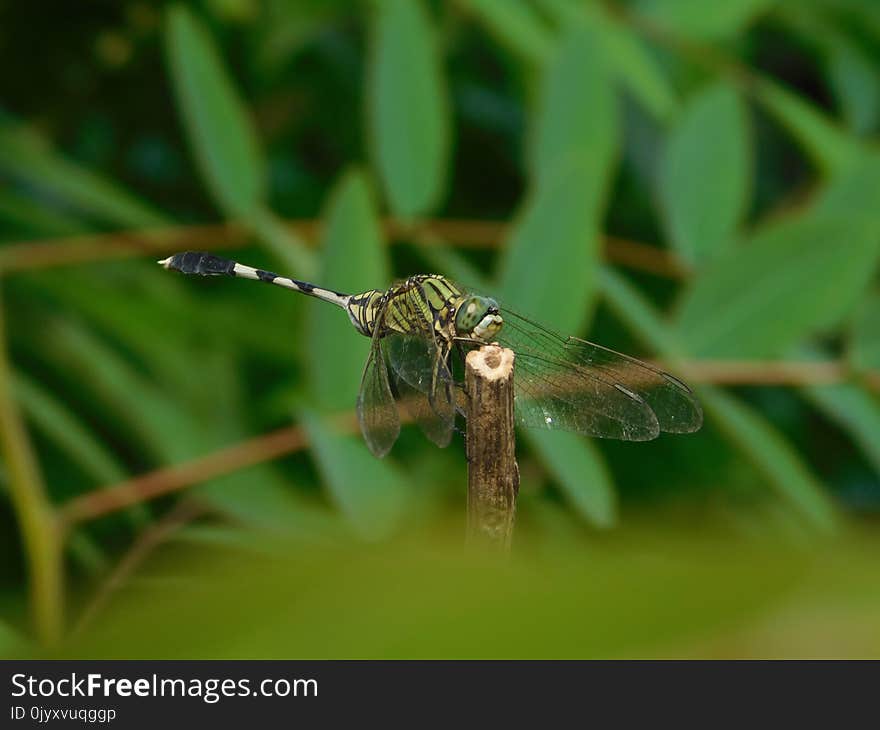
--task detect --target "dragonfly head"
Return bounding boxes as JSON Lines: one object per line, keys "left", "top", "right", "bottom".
{"left": 455, "top": 295, "right": 503, "bottom": 342}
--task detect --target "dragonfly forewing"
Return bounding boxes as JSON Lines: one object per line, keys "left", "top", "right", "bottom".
{"left": 496, "top": 309, "right": 702, "bottom": 440}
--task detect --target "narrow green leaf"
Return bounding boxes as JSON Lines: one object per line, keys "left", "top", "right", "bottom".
{"left": 14, "top": 373, "right": 126, "bottom": 486}
{"left": 0, "top": 189, "right": 88, "bottom": 237}
{"left": 66, "top": 532, "right": 110, "bottom": 576}
{"left": 815, "top": 152, "right": 880, "bottom": 218}
{"left": 300, "top": 410, "right": 410, "bottom": 540}
{"left": 498, "top": 163, "right": 604, "bottom": 336}
{"left": 421, "top": 245, "right": 490, "bottom": 291}
{"left": 828, "top": 41, "right": 880, "bottom": 136}
{"left": 755, "top": 78, "right": 860, "bottom": 174}
{"left": 598, "top": 267, "right": 686, "bottom": 356}
{"left": 369, "top": 0, "right": 450, "bottom": 219}
{"left": 194, "top": 466, "right": 327, "bottom": 533}
{"left": 530, "top": 27, "right": 618, "bottom": 189}
{"left": 0, "top": 125, "right": 168, "bottom": 228}
{"left": 676, "top": 213, "right": 880, "bottom": 358}
{"left": 699, "top": 388, "right": 838, "bottom": 533}
{"left": 851, "top": 290, "right": 880, "bottom": 371}
{"left": 600, "top": 268, "right": 838, "bottom": 533}
{"left": 457, "top": 0, "right": 556, "bottom": 65}
{"left": 596, "top": 20, "right": 677, "bottom": 122}
{"left": 803, "top": 381, "right": 880, "bottom": 477}
{"left": 659, "top": 83, "right": 751, "bottom": 265}
{"left": 526, "top": 430, "right": 616, "bottom": 528}
{"left": 540, "top": 0, "right": 677, "bottom": 122}
{"left": 165, "top": 4, "right": 266, "bottom": 217}
{"left": 778, "top": 7, "right": 880, "bottom": 138}
{"left": 308, "top": 170, "right": 389, "bottom": 411}
{"left": 502, "top": 30, "right": 618, "bottom": 334}
{"left": 49, "top": 320, "right": 203, "bottom": 462}
{"left": 633, "top": 0, "right": 775, "bottom": 40}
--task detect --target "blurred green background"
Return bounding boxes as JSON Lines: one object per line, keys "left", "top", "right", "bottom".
{"left": 1, "top": 0, "right": 879, "bottom": 658}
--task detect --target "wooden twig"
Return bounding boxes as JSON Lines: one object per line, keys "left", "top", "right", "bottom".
{"left": 465, "top": 345, "right": 519, "bottom": 550}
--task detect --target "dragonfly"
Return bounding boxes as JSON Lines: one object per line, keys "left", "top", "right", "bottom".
{"left": 160, "top": 251, "right": 702, "bottom": 457}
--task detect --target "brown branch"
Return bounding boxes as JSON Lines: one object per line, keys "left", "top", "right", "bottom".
{"left": 0, "top": 218, "right": 686, "bottom": 280}
{"left": 59, "top": 423, "right": 308, "bottom": 529}
{"left": 674, "top": 360, "right": 880, "bottom": 390}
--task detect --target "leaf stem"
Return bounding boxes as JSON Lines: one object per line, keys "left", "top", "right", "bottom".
{"left": 0, "top": 290, "right": 63, "bottom": 645}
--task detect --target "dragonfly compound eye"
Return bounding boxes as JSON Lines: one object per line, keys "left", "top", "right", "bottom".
{"left": 455, "top": 296, "right": 503, "bottom": 340}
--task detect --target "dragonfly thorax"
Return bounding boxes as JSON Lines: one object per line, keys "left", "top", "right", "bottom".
{"left": 454, "top": 295, "right": 503, "bottom": 342}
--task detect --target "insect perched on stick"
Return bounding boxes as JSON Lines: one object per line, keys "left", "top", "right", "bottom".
{"left": 160, "top": 251, "right": 703, "bottom": 457}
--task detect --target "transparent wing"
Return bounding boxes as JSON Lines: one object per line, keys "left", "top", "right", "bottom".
{"left": 383, "top": 287, "right": 456, "bottom": 447}
{"left": 356, "top": 304, "right": 400, "bottom": 458}
{"left": 496, "top": 309, "right": 703, "bottom": 441}
{"left": 387, "top": 350, "right": 454, "bottom": 448}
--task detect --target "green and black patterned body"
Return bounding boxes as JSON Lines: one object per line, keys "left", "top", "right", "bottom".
{"left": 161, "top": 251, "right": 702, "bottom": 458}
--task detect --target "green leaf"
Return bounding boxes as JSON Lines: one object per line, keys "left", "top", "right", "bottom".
{"left": 308, "top": 170, "right": 389, "bottom": 411}
{"left": 600, "top": 268, "right": 838, "bottom": 533}
{"left": 369, "top": 0, "right": 450, "bottom": 219}
{"left": 49, "top": 320, "right": 204, "bottom": 462}
{"left": 498, "top": 162, "right": 604, "bottom": 335}
{"left": 457, "top": 0, "right": 555, "bottom": 65}
{"left": 675, "top": 213, "right": 880, "bottom": 358}
{"left": 815, "top": 151, "right": 880, "bottom": 218}
{"left": 14, "top": 373, "right": 126, "bottom": 486}
{"left": 165, "top": 4, "right": 266, "bottom": 217}
{"left": 756, "top": 78, "right": 860, "bottom": 174}
{"left": 596, "top": 20, "right": 677, "bottom": 122}
{"left": 526, "top": 430, "right": 616, "bottom": 528}
{"left": 0, "top": 189, "right": 89, "bottom": 237}
{"left": 300, "top": 410, "right": 410, "bottom": 540}
{"left": 778, "top": 7, "right": 880, "bottom": 138}
{"left": 502, "top": 30, "right": 618, "bottom": 334}
{"left": 633, "top": 0, "right": 775, "bottom": 40}
{"left": 803, "top": 381, "right": 880, "bottom": 478}
{"left": 827, "top": 41, "right": 880, "bottom": 136}
{"left": 0, "top": 125, "right": 168, "bottom": 228}
{"left": 598, "top": 267, "right": 686, "bottom": 356}
{"left": 699, "top": 388, "right": 838, "bottom": 533}
{"left": 658, "top": 83, "right": 751, "bottom": 265}
{"left": 194, "top": 466, "right": 329, "bottom": 533}
{"left": 530, "top": 27, "right": 618, "bottom": 189}
{"left": 421, "top": 246, "right": 490, "bottom": 291}
{"left": 540, "top": 0, "right": 677, "bottom": 122}
{"left": 851, "top": 290, "right": 880, "bottom": 371}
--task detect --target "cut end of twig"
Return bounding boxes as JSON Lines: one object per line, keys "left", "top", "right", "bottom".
{"left": 466, "top": 345, "right": 514, "bottom": 382}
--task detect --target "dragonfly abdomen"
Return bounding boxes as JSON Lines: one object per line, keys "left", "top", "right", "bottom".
{"left": 159, "top": 252, "right": 351, "bottom": 309}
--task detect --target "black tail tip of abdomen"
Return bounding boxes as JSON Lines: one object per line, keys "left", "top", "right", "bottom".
{"left": 158, "top": 251, "right": 235, "bottom": 276}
